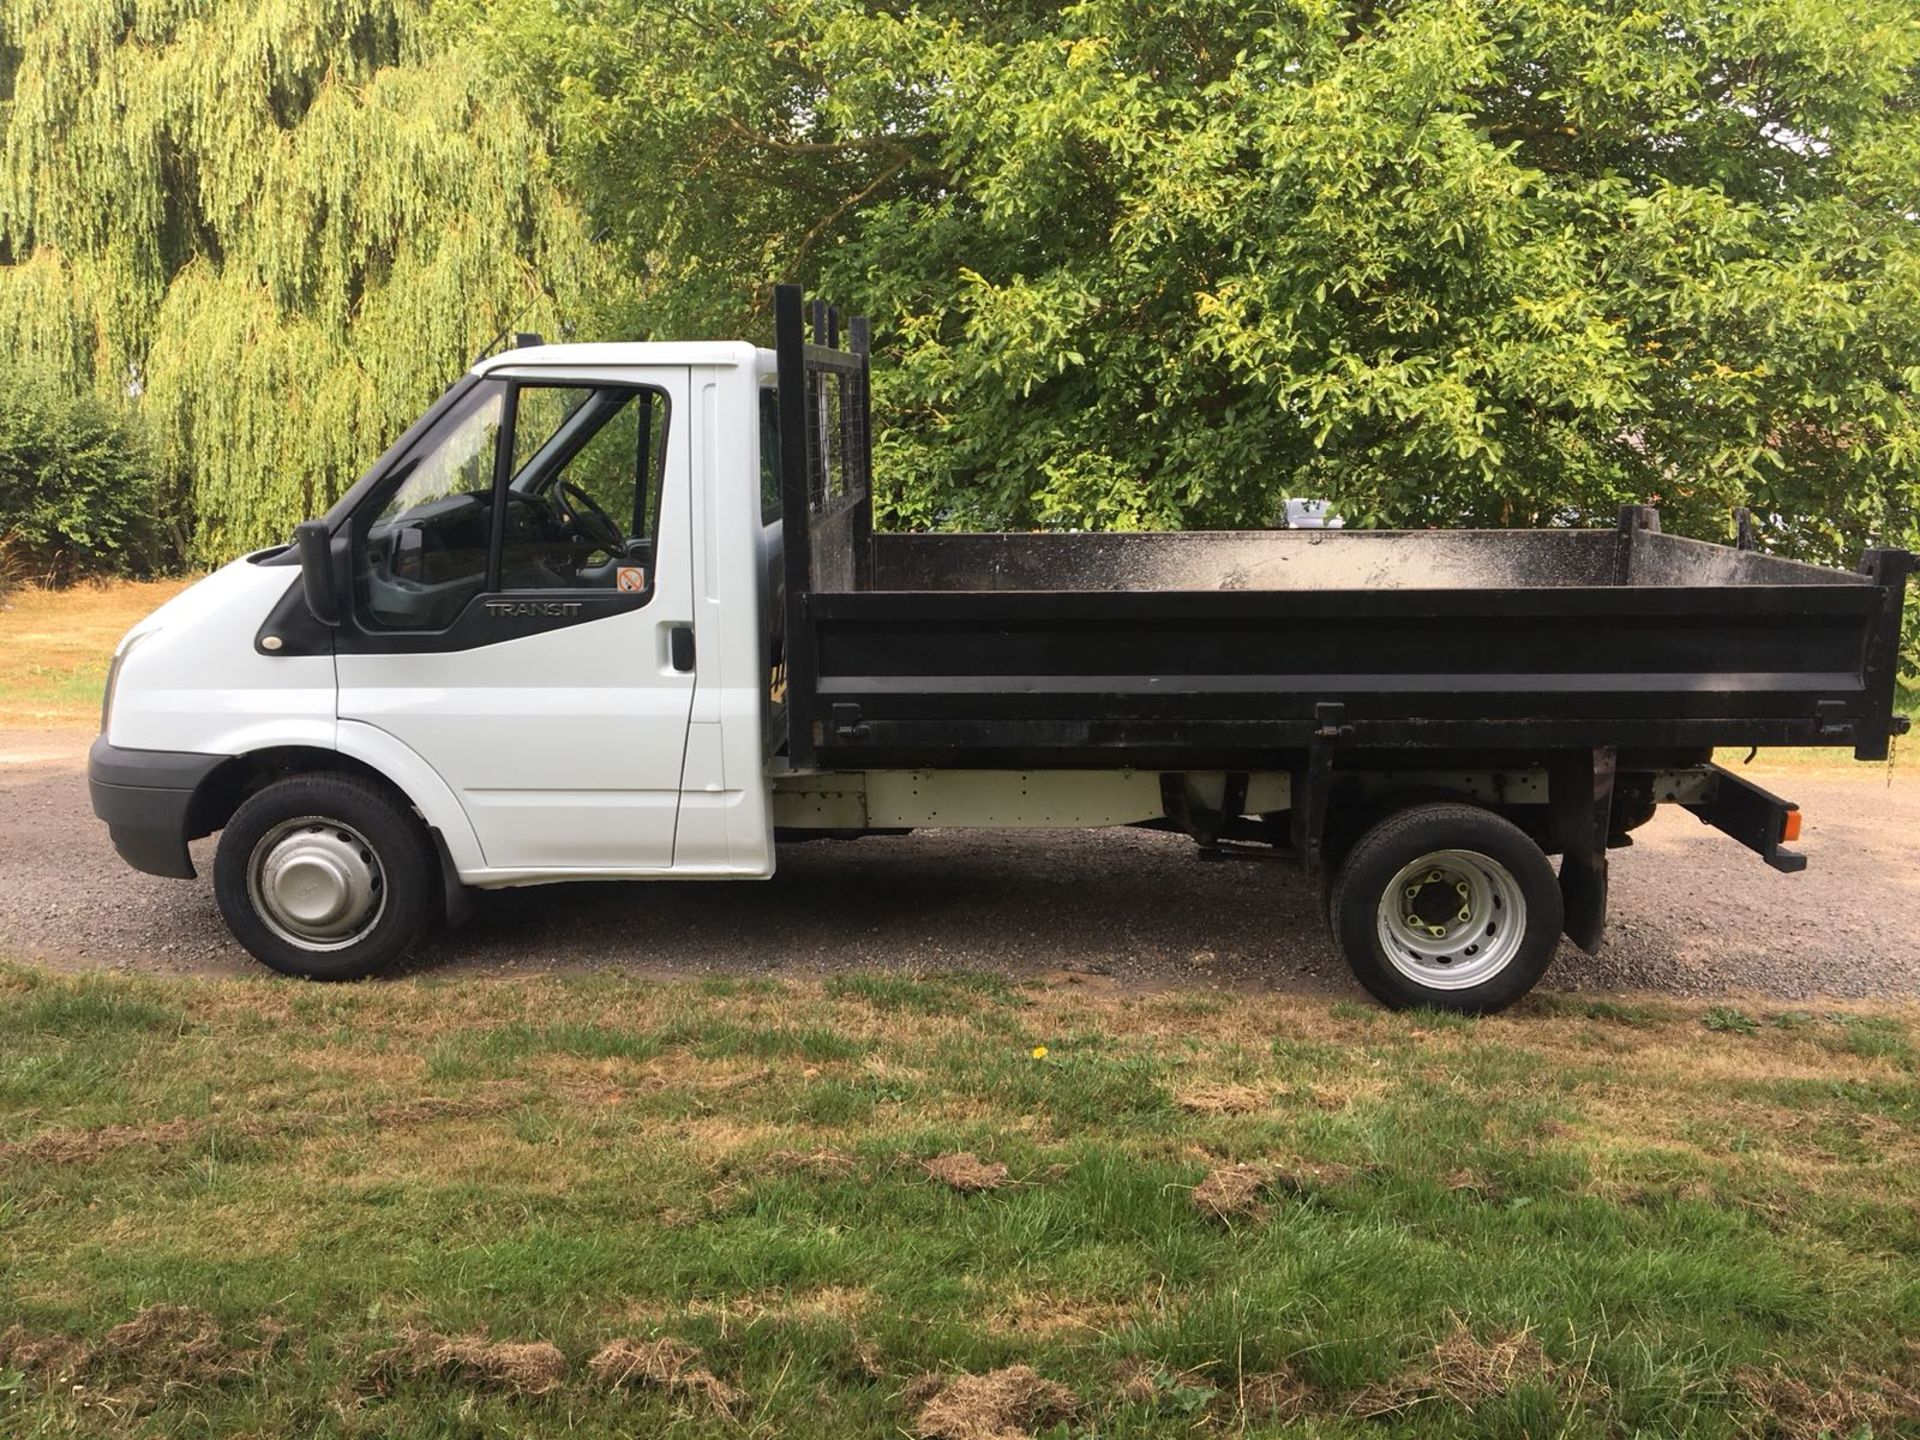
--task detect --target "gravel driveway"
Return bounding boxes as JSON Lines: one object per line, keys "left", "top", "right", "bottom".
{"left": 5, "top": 725, "right": 1917, "bottom": 1000}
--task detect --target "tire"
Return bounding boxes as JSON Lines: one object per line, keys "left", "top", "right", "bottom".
{"left": 214, "top": 772, "right": 436, "bottom": 980}
{"left": 1328, "top": 802, "right": 1562, "bottom": 1014}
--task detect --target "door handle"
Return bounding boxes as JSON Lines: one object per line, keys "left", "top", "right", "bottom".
{"left": 669, "top": 625, "right": 695, "bottom": 672}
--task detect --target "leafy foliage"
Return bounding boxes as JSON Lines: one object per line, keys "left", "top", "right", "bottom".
{"left": 0, "top": 368, "right": 163, "bottom": 584}
{"left": 0, "top": 0, "right": 629, "bottom": 563}
{"left": 503, "top": 0, "right": 1920, "bottom": 664}
{"left": 1, "top": 0, "right": 1916, "bottom": 673}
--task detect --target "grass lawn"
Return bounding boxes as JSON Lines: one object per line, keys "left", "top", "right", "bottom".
{"left": 2, "top": 964, "right": 1919, "bottom": 1437}
{"left": 0, "top": 579, "right": 193, "bottom": 724}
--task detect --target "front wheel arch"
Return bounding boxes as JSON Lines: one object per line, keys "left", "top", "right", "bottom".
{"left": 186, "top": 747, "right": 411, "bottom": 840}
{"left": 187, "top": 748, "right": 468, "bottom": 924}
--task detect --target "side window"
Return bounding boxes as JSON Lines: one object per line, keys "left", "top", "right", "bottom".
{"left": 357, "top": 386, "right": 506, "bottom": 631}
{"left": 759, "top": 385, "right": 782, "bottom": 524}
{"left": 502, "top": 385, "right": 668, "bottom": 597}
{"left": 353, "top": 379, "right": 670, "bottom": 632}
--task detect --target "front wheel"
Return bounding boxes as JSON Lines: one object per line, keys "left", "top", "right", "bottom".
{"left": 1328, "top": 802, "right": 1562, "bottom": 1014}
{"left": 214, "top": 773, "right": 436, "bottom": 980}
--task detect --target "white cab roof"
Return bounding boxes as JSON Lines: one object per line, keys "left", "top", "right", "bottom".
{"left": 472, "top": 341, "right": 768, "bottom": 375}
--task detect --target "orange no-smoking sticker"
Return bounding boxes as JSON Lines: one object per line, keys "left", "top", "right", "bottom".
{"left": 616, "top": 566, "right": 647, "bottom": 593}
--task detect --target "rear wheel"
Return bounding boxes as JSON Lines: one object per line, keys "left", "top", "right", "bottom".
{"left": 214, "top": 773, "right": 435, "bottom": 980}
{"left": 1329, "top": 802, "right": 1562, "bottom": 1014}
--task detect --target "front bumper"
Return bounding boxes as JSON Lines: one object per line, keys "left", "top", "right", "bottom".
{"left": 87, "top": 737, "right": 225, "bottom": 879}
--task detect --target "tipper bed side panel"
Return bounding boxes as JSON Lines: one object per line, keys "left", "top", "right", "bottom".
{"left": 802, "top": 583, "right": 1893, "bottom": 766}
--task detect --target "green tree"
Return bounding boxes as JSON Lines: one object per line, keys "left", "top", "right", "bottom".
{"left": 502, "top": 0, "right": 1919, "bottom": 661}
{"left": 0, "top": 365, "right": 163, "bottom": 584}
{"left": 0, "top": 0, "right": 629, "bottom": 563}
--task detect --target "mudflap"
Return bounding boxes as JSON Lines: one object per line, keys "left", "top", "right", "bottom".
{"left": 1559, "top": 853, "right": 1609, "bottom": 955}
{"left": 1551, "top": 747, "right": 1617, "bottom": 956}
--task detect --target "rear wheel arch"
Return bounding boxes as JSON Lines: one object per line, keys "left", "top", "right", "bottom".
{"left": 1321, "top": 783, "right": 1540, "bottom": 876}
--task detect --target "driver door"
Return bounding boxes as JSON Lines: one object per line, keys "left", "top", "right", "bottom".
{"left": 335, "top": 366, "right": 696, "bottom": 873}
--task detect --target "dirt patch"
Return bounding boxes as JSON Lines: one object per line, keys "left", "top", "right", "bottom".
{"left": 913, "top": 1364, "right": 1078, "bottom": 1440}
{"left": 1113, "top": 1357, "right": 1295, "bottom": 1416}
{"left": 0, "top": 1118, "right": 200, "bottom": 1167}
{"left": 1732, "top": 1363, "right": 1920, "bottom": 1440}
{"left": 366, "top": 1327, "right": 566, "bottom": 1397}
{"left": 589, "top": 1336, "right": 743, "bottom": 1413}
{"left": 1175, "top": 1083, "right": 1267, "bottom": 1114}
{"left": 1351, "top": 1320, "right": 1555, "bottom": 1416}
{"left": 923, "top": 1152, "right": 1011, "bottom": 1193}
{"left": 1191, "top": 1163, "right": 1270, "bottom": 1223}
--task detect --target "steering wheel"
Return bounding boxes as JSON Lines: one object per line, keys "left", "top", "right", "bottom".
{"left": 550, "top": 478, "right": 625, "bottom": 552}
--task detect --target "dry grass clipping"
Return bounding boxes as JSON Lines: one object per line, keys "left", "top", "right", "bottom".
{"left": 913, "top": 1365, "right": 1078, "bottom": 1440}
{"left": 761, "top": 1146, "right": 860, "bottom": 1177}
{"left": 0, "top": 1323, "right": 91, "bottom": 1383}
{"left": 366, "top": 1327, "right": 566, "bottom": 1397}
{"left": 1113, "top": 1357, "right": 1160, "bottom": 1404}
{"left": 1732, "top": 1363, "right": 1920, "bottom": 1440}
{"left": 1239, "top": 1367, "right": 1310, "bottom": 1420}
{"left": 1175, "top": 1083, "right": 1267, "bottom": 1115}
{"left": 1269, "top": 1160, "right": 1355, "bottom": 1193}
{"left": 923, "top": 1153, "right": 1011, "bottom": 1193}
{"left": 2, "top": 1305, "right": 286, "bottom": 1397}
{"left": 1351, "top": 1319, "right": 1553, "bottom": 1416}
{"left": 97, "top": 1304, "right": 269, "bottom": 1387}
{"left": 1190, "top": 1163, "right": 1270, "bottom": 1223}
{"left": 0, "top": 1119, "right": 200, "bottom": 1167}
{"left": 589, "top": 1337, "right": 744, "bottom": 1413}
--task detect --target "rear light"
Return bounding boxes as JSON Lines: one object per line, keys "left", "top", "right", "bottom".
{"left": 1781, "top": 810, "right": 1803, "bottom": 844}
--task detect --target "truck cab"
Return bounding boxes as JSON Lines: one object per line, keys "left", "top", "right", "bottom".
{"left": 93, "top": 341, "right": 786, "bottom": 946}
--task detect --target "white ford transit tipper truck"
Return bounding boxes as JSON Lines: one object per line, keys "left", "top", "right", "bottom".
{"left": 90, "top": 288, "right": 1915, "bottom": 1012}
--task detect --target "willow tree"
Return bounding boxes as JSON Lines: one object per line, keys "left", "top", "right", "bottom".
{"left": 0, "top": 0, "right": 628, "bottom": 562}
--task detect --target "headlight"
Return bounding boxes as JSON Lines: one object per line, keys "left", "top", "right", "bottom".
{"left": 100, "top": 650, "right": 125, "bottom": 734}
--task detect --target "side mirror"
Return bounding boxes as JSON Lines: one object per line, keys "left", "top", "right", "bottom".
{"left": 294, "top": 520, "right": 342, "bottom": 626}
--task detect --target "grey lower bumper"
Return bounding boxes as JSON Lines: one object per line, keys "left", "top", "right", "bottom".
{"left": 87, "top": 737, "right": 225, "bottom": 879}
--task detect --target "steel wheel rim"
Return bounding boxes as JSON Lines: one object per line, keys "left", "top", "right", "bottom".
{"left": 246, "top": 815, "right": 386, "bottom": 952}
{"left": 1375, "top": 848, "right": 1526, "bottom": 990}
